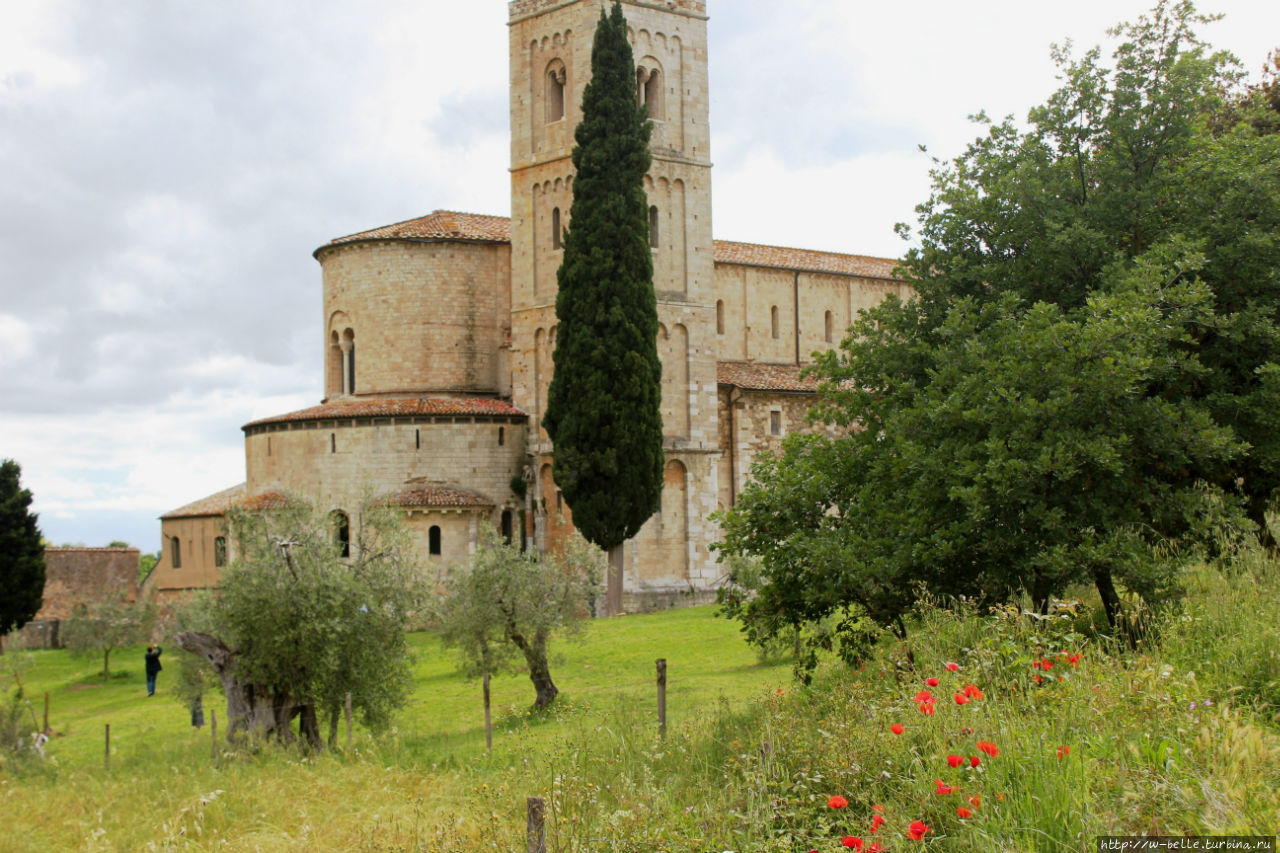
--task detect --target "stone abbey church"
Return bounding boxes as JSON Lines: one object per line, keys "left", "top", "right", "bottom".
{"left": 152, "top": 0, "right": 905, "bottom": 611}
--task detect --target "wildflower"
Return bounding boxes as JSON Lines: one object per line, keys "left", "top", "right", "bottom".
{"left": 914, "top": 690, "right": 935, "bottom": 704}
{"left": 842, "top": 837, "right": 863, "bottom": 850}
{"left": 976, "top": 741, "right": 999, "bottom": 757}
{"left": 963, "top": 684, "right": 984, "bottom": 700}
{"left": 1041, "top": 658, "right": 1055, "bottom": 670}
{"left": 869, "top": 814, "right": 886, "bottom": 833}
{"left": 1033, "top": 675, "right": 1044, "bottom": 684}
{"left": 871, "top": 805, "right": 885, "bottom": 813}
{"left": 828, "top": 795, "right": 849, "bottom": 809}
{"left": 945, "top": 662, "right": 960, "bottom": 671}
{"left": 1056, "top": 745, "right": 1070, "bottom": 760}
{"left": 1067, "top": 653, "right": 1081, "bottom": 667}
{"left": 918, "top": 702, "right": 936, "bottom": 716}
{"left": 956, "top": 807, "right": 973, "bottom": 819}
{"left": 925, "top": 677, "right": 939, "bottom": 687}
{"left": 868, "top": 844, "right": 883, "bottom": 853}
{"left": 890, "top": 724, "right": 905, "bottom": 735}
{"left": 947, "top": 754, "right": 964, "bottom": 768}
{"left": 954, "top": 693, "right": 969, "bottom": 705}
{"left": 970, "top": 755, "right": 980, "bottom": 768}
{"left": 907, "top": 820, "right": 931, "bottom": 841}
{"left": 934, "top": 779, "right": 955, "bottom": 795}
{"left": 1032, "top": 659, "right": 1043, "bottom": 670}
{"left": 967, "top": 794, "right": 981, "bottom": 808}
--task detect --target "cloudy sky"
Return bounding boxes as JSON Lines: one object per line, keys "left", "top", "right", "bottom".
{"left": 2, "top": 0, "right": 1276, "bottom": 551}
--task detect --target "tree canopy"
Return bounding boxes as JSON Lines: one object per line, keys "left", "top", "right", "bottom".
{"left": 177, "top": 497, "right": 423, "bottom": 747}
{"left": 543, "top": 0, "right": 664, "bottom": 553}
{"left": 0, "top": 460, "right": 45, "bottom": 641}
{"left": 717, "top": 1, "right": 1279, "bottom": 657}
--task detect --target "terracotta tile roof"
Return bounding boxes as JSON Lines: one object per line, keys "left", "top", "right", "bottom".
{"left": 161, "top": 485, "right": 293, "bottom": 520}
{"left": 326, "top": 210, "right": 512, "bottom": 247}
{"left": 319, "top": 210, "right": 901, "bottom": 279}
{"left": 243, "top": 397, "right": 527, "bottom": 430}
{"left": 382, "top": 486, "right": 495, "bottom": 509}
{"left": 713, "top": 240, "right": 900, "bottom": 280}
{"left": 717, "top": 361, "right": 821, "bottom": 393}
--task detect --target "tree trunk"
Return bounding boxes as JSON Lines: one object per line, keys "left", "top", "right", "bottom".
{"left": 1092, "top": 568, "right": 1133, "bottom": 647}
{"left": 176, "top": 631, "right": 296, "bottom": 744}
{"left": 298, "top": 703, "right": 321, "bottom": 750}
{"left": 508, "top": 628, "right": 558, "bottom": 708}
{"left": 606, "top": 544, "right": 624, "bottom": 617}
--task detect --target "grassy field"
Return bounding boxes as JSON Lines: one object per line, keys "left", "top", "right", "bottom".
{"left": 3, "top": 562, "right": 1280, "bottom": 851}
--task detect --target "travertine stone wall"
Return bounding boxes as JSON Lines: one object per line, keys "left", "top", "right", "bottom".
{"left": 31, "top": 547, "right": 140, "bottom": 620}
{"left": 317, "top": 241, "right": 511, "bottom": 399}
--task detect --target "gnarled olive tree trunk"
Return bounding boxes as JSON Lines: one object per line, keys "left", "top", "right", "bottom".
{"left": 176, "top": 631, "right": 319, "bottom": 747}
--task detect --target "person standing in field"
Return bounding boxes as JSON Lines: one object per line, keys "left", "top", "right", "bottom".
{"left": 144, "top": 645, "right": 163, "bottom": 696}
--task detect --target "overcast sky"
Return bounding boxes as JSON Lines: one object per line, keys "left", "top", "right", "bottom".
{"left": 2, "top": 0, "right": 1276, "bottom": 551}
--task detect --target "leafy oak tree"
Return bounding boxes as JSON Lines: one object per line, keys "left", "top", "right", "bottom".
{"left": 717, "top": 1, "right": 1277, "bottom": 660}
{"left": 0, "top": 460, "right": 45, "bottom": 648}
{"left": 544, "top": 1, "right": 664, "bottom": 565}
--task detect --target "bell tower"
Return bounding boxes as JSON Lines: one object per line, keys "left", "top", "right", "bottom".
{"left": 507, "top": 0, "right": 721, "bottom": 609}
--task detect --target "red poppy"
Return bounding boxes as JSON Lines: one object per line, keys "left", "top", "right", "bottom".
{"left": 964, "top": 684, "right": 985, "bottom": 700}
{"left": 1033, "top": 674, "right": 1044, "bottom": 684}
{"left": 976, "top": 741, "right": 999, "bottom": 757}
{"left": 934, "top": 778, "right": 955, "bottom": 795}
{"left": 918, "top": 702, "right": 936, "bottom": 716}
{"left": 890, "top": 723, "right": 905, "bottom": 735}
{"left": 970, "top": 755, "right": 980, "bottom": 768}
{"left": 871, "top": 804, "right": 885, "bottom": 813}
{"left": 842, "top": 837, "right": 863, "bottom": 850}
{"left": 868, "top": 844, "right": 883, "bottom": 853}
{"left": 925, "top": 677, "right": 939, "bottom": 687}
{"left": 1032, "top": 659, "right": 1043, "bottom": 670}
{"left": 869, "top": 814, "right": 886, "bottom": 832}
{"left": 1068, "top": 653, "right": 1081, "bottom": 667}
{"left": 946, "top": 754, "right": 964, "bottom": 768}
{"left": 1042, "top": 658, "right": 1055, "bottom": 670}
{"left": 967, "top": 794, "right": 981, "bottom": 808}
{"left": 907, "top": 820, "right": 931, "bottom": 841}
{"left": 945, "top": 662, "right": 960, "bottom": 671}
{"left": 956, "top": 806, "right": 973, "bottom": 819}
{"left": 1056, "top": 745, "right": 1070, "bottom": 759}
{"left": 954, "top": 693, "right": 969, "bottom": 705}
{"left": 914, "top": 690, "right": 935, "bottom": 704}
{"left": 828, "top": 795, "right": 849, "bottom": 809}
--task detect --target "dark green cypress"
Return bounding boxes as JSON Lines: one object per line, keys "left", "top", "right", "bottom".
{"left": 543, "top": 0, "right": 663, "bottom": 552}
{"left": 0, "top": 460, "right": 46, "bottom": 639}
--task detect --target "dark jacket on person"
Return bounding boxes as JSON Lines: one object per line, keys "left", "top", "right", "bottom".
{"left": 145, "top": 647, "right": 163, "bottom": 676}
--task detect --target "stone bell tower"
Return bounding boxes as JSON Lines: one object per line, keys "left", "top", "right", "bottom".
{"left": 507, "top": 0, "right": 721, "bottom": 610}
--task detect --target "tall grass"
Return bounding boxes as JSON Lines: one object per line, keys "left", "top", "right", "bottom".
{"left": 2, "top": 561, "right": 1279, "bottom": 851}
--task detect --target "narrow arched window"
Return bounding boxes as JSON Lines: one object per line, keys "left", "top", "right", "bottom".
{"left": 546, "top": 62, "right": 566, "bottom": 123}
{"left": 716, "top": 300, "right": 725, "bottom": 335}
{"left": 552, "top": 207, "right": 562, "bottom": 250}
{"left": 824, "top": 310, "right": 834, "bottom": 343}
{"left": 644, "top": 69, "right": 663, "bottom": 120}
{"left": 214, "top": 536, "right": 227, "bottom": 568}
{"left": 649, "top": 205, "right": 659, "bottom": 248}
{"left": 429, "top": 525, "right": 442, "bottom": 556}
{"left": 342, "top": 329, "right": 356, "bottom": 395}
{"left": 498, "top": 426, "right": 505, "bottom": 446}
{"left": 332, "top": 510, "right": 350, "bottom": 558}
{"left": 171, "top": 537, "right": 182, "bottom": 569}
{"left": 770, "top": 305, "right": 780, "bottom": 339}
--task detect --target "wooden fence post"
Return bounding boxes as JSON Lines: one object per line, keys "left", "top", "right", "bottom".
{"left": 104, "top": 723, "right": 110, "bottom": 772}
{"left": 484, "top": 672, "right": 493, "bottom": 753}
{"left": 656, "top": 658, "right": 667, "bottom": 737}
{"left": 43, "top": 692, "right": 50, "bottom": 735}
{"left": 526, "top": 796, "right": 546, "bottom": 853}
{"left": 344, "top": 692, "right": 353, "bottom": 751}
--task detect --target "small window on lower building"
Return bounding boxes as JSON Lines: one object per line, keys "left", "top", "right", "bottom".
{"left": 171, "top": 537, "right": 182, "bottom": 569}
{"left": 332, "top": 510, "right": 351, "bottom": 558}
{"left": 429, "top": 525, "right": 442, "bottom": 556}
{"left": 214, "top": 536, "right": 227, "bottom": 568}
{"left": 770, "top": 410, "right": 782, "bottom": 436}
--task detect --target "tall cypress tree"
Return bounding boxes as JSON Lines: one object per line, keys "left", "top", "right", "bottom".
{"left": 0, "top": 459, "right": 46, "bottom": 641}
{"left": 543, "top": 0, "right": 663, "bottom": 554}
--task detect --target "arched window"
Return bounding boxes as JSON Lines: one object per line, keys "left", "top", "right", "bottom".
{"left": 214, "top": 536, "right": 227, "bottom": 568}
{"left": 824, "top": 310, "right": 834, "bottom": 343}
{"left": 498, "top": 426, "right": 505, "bottom": 446}
{"left": 716, "top": 299, "right": 725, "bottom": 335}
{"left": 649, "top": 205, "right": 660, "bottom": 248}
{"left": 552, "top": 207, "right": 562, "bottom": 250}
{"left": 637, "top": 65, "right": 664, "bottom": 120}
{"left": 546, "top": 61, "right": 566, "bottom": 123}
{"left": 332, "top": 510, "right": 350, "bottom": 558}
{"left": 429, "top": 525, "right": 442, "bottom": 556}
{"left": 327, "top": 331, "right": 343, "bottom": 396}
{"left": 770, "top": 305, "right": 780, "bottom": 339}
{"left": 171, "top": 537, "right": 182, "bottom": 569}
{"left": 342, "top": 329, "right": 356, "bottom": 395}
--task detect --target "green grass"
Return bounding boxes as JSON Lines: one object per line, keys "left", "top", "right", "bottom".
{"left": 3, "top": 565, "right": 1280, "bottom": 851}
